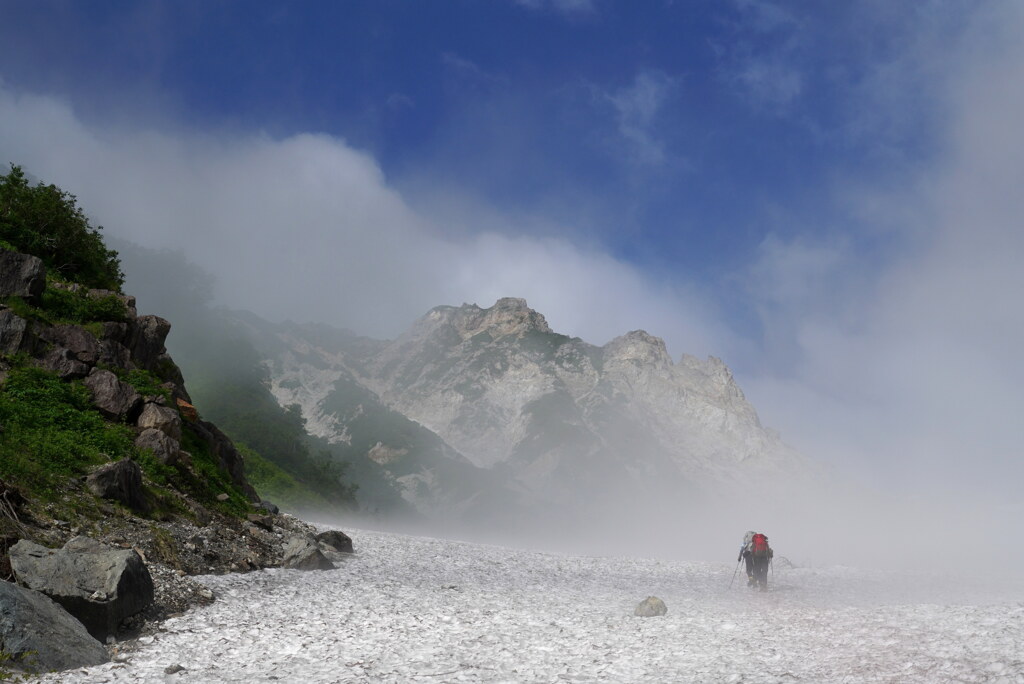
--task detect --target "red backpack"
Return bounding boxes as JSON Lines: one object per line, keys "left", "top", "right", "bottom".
{"left": 751, "top": 533, "right": 770, "bottom": 558}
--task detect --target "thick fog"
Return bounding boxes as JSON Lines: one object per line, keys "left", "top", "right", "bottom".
{"left": 3, "top": 4, "right": 1024, "bottom": 575}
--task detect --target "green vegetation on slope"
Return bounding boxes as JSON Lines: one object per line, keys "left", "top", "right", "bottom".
{"left": 114, "top": 241, "right": 360, "bottom": 514}
{"left": 0, "top": 164, "right": 123, "bottom": 291}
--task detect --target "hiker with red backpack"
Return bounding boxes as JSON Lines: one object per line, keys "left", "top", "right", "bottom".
{"left": 738, "top": 531, "right": 773, "bottom": 591}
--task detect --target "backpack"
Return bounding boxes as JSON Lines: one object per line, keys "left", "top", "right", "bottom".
{"left": 751, "top": 533, "right": 770, "bottom": 559}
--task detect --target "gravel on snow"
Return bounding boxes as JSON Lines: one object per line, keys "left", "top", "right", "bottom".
{"left": 43, "top": 528, "right": 1024, "bottom": 683}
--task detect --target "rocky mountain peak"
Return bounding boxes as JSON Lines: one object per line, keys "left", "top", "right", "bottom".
{"left": 424, "top": 297, "right": 552, "bottom": 342}
{"left": 602, "top": 330, "right": 672, "bottom": 368}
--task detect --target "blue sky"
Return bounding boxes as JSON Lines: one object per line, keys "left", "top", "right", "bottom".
{"left": 2, "top": 1, "right": 1024, "bottom": 501}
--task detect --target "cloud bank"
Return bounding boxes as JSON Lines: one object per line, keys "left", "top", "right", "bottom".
{"left": 0, "top": 82, "right": 729, "bottom": 360}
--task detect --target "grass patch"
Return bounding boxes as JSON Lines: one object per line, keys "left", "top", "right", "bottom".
{"left": 0, "top": 366, "right": 135, "bottom": 500}
{"left": 241, "top": 442, "right": 328, "bottom": 511}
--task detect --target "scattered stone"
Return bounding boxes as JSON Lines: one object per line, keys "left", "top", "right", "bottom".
{"left": 165, "top": 664, "right": 186, "bottom": 675}
{"left": 247, "top": 514, "right": 274, "bottom": 532}
{"left": 9, "top": 536, "right": 155, "bottom": 641}
{"left": 136, "top": 402, "right": 182, "bottom": 441}
{"left": 0, "top": 252, "right": 46, "bottom": 304}
{"left": 281, "top": 536, "right": 334, "bottom": 571}
{"left": 216, "top": 493, "right": 230, "bottom": 502}
{"left": 83, "top": 368, "right": 143, "bottom": 421}
{"left": 135, "top": 428, "right": 181, "bottom": 466}
{"left": 316, "top": 530, "right": 353, "bottom": 554}
{"left": 86, "top": 459, "right": 150, "bottom": 514}
{"left": 0, "top": 580, "right": 109, "bottom": 673}
{"left": 634, "top": 596, "right": 668, "bottom": 617}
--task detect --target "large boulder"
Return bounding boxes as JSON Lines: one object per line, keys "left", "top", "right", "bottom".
{"left": 129, "top": 315, "right": 171, "bottom": 371}
{"left": 281, "top": 536, "right": 334, "bottom": 571}
{"left": 634, "top": 596, "right": 668, "bottom": 617}
{"left": 86, "top": 459, "right": 150, "bottom": 513}
{"left": 136, "top": 402, "right": 182, "bottom": 441}
{"left": 134, "top": 428, "right": 181, "bottom": 466}
{"left": 0, "top": 581, "right": 109, "bottom": 673}
{"left": 0, "top": 252, "right": 46, "bottom": 304}
{"left": 8, "top": 536, "right": 154, "bottom": 641}
{"left": 83, "top": 368, "right": 143, "bottom": 421}
{"left": 316, "top": 530, "right": 353, "bottom": 554}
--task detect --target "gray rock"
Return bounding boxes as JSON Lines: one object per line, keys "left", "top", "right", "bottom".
{"left": 0, "top": 309, "right": 32, "bottom": 355}
{"left": 83, "top": 368, "right": 143, "bottom": 421}
{"left": 134, "top": 428, "right": 180, "bottom": 466}
{"left": 281, "top": 536, "right": 334, "bottom": 571}
{"left": 38, "top": 324, "right": 99, "bottom": 366}
{"left": 37, "top": 346, "right": 91, "bottom": 379}
{"left": 129, "top": 315, "right": 171, "bottom": 372}
{"left": 136, "top": 402, "right": 182, "bottom": 441}
{"left": 634, "top": 596, "right": 667, "bottom": 617}
{"left": 0, "top": 580, "right": 109, "bottom": 673}
{"left": 246, "top": 514, "right": 274, "bottom": 532}
{"left": 9, "top": 537, "right": 154, "bottom": 641}
{"left": 255, "top": 500, "right": 279, "bottom": 515}
{"left": 0, "top": 252, "right": 46, "bottom": 304}
{"left": 86, "top": 459, "right": 150, "bottom": 513}
{"left": 316, "top": 530, "right": 353, "bottom": 554}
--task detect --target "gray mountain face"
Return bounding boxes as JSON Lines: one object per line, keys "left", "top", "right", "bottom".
{"left": 259, "top": 298, "right": 808, "bottom": 522}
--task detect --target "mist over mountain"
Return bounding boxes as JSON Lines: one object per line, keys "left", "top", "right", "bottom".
{"left": 248, "top": 296, "right": 812, "bottom": 538}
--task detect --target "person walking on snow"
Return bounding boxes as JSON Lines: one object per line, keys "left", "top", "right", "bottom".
{"left": 739, "top": 531, "right": 774, "bottom": 591}
{"left": 738, "top": 531, "right": 756, "bottom": 587}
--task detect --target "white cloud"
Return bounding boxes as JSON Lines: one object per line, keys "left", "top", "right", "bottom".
{"left": 0, "top": 81, "right": 727, "bottom": 361}
{"left": 604, "top": 71, "right": 677, "bottom": 165}
{"left": 742, "top": 1, "right": 1024, "bottom": 501}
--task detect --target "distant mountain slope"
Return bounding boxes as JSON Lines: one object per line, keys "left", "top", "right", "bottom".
{"left": 250, "top": 297, "right": 809, "bottom": 520}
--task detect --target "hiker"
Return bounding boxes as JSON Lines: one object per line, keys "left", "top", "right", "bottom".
{"left": 739, "top": 531, "right": 773, "bottom": 591}
{"left": 737, "top": 530, "right": 756, "bottom": 587}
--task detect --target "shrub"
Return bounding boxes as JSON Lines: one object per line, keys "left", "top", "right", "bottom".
{"left": 0, "top": 164, "right": 123, "bottom": 291}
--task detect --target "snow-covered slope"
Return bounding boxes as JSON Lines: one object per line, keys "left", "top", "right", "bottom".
{"left": 47, "top": 527, "right": 1024, "bottom": 683}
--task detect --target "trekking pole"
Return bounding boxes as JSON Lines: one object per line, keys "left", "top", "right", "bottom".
{"left": 727, "top": 558, "right": 741, "bottom": 589}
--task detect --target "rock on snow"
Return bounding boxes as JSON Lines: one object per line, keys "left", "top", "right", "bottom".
{"left": 42, "top": 528, "right": 1024, "bottom": 683}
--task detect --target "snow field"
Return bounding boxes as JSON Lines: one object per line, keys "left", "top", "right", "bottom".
{"left": 44, "top": 528, "right": 1024, "bottom": 683}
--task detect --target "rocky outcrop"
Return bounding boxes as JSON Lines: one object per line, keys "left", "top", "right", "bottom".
{"left": 9, "top": 536, "right": 154, "bottom": 641}
{"left": 86, "top": 459, "right": 150, "bottom": 513}
{"left": 0, "top": 251, "right": 46, "bottom": 304}
{"left": 0, "top": 580, "right": 109, "bottom": 672}
{"left": 0, "top": 252, "right": 257, "bottom": 501}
